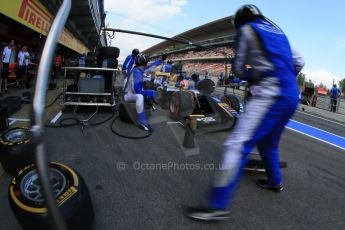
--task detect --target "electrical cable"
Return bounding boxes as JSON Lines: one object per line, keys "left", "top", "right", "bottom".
{"left": 110, "top": 115, "right": 152, "bottom": 139}
{"left": 45, "top": 110, "right": 115, "bottom": 128}
{"left": 45, "top": 107, "right": 151, "bottom": 139}
{"left": 45, "top": 92, "right": 63, "bottom": 109}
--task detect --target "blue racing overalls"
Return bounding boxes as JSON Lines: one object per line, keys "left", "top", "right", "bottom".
{"left": 123, "top": 54, "right": 136, "bottom": 73}
{"left": 209, "top": 18, "right": 304, "bottom": 209}
{"left": 123, "top": 60, "right": 163, "bottom": 125}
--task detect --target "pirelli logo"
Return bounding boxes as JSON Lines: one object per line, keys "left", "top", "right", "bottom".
{"left": 17, "top": 0, "right": 74, "bottom": 46}
{"left": 18, "top": 0, "right": 52, "bottom": 33}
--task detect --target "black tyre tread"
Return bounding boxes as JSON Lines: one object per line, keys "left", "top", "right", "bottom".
{"left": 143, "top": 81, "right": 155, "bottom": 90}
{"left": 119, "top": 103, "right": 133, "bottom": 123}
{"left": 169, "top": 91, "right": 194, "bottom": 120}
{"left": 161, "top": 100, "right": 170, "bottom": 110}
{"left": 222, "top": 94, "right": 240, "bottom": 112}
{"left": 156, "top": 88, "right": 170, "bottom": 110}
{"left": 98, "top": 46, "right": 120, "bottom": 58}
{"left": 0, "top": 128, "right": 35, "bottom": 175}
{"left": 8, "top": 162, "right": 94, "bottom": 230}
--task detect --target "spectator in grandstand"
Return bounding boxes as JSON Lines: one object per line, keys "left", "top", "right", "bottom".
{"left": 330, "top": 84, "right": 341, "bottom": 112}
{"left": 17, "top": 46, "right": 31, "bottom": 88}
{"left": 122, "top": 48, "right": 140, "bottom": 75}
{"left": 185, "top": 4, "right": 305, "bottom": 221}
{"left": 123, "top": 53, "right": 165, "bottom": 132}
{"left": 1, "top": 40, "right": 14, "bottom": 96}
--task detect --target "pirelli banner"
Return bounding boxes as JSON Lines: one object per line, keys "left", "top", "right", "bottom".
{"left": 0, "top": 0, "right": 89, "bottom": 54}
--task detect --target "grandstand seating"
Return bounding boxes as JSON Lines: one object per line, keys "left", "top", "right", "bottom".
{"left": 169, "top": 46, "right": 235, "bottom": 60}
{"left": 182, "top": 63, "right": 233, "bottom": 78}
{"left": 166, "top": 46, "right": 235, "bottom": 78}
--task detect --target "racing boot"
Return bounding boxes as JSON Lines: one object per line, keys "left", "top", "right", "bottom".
{"left": 184, "top": 206, "right": 230, "bottom": 222}
{"left": 256, "top": 179, "right": 283, "bottom": 192}
{"left": 138, "top": 111, "right": 154, "bottom": 133}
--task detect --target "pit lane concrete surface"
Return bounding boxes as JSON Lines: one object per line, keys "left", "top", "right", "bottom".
{"left": 0, "top": 87, "right": 345, "bottom": 230}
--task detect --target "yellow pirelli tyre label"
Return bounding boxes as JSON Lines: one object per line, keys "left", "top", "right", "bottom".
{"left": 9, "top": 162, "right": 80, "bottom": 214}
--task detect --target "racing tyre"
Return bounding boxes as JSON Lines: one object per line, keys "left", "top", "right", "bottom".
{"left": 143, "top": 81, "right": 155, "bottom": 90}
{"left": 119, "top": 103, "right": 133, "bottom": 123}
{"left": 156, "top": 88, "right": 170, "bottom": 110}
{"left": 119, "top": 103, "right": 151, "bottom": 124}
{"left": 8, "top": 162, "right": 94, "bottom": 230}
{"left": 169, "top": 91, "right": 194, "bottom": 120}
{"left": 107, "top": 59, "right": 118, "bottom": 69}
{"left": 0, "top": 127, "right": 36, "bottom": 175}
{"left": 222, "top": 94, "right": 240, "bottom": 112}
{"left": 98, "top": 46, "right": 120, "bottom": 59}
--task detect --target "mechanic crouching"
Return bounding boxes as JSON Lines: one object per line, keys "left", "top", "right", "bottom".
{"left": 123, "top": 53, "right": 164, "bottom": 132}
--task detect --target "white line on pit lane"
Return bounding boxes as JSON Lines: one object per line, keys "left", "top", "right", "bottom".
{"left": 50, "top": 111, "right": 63, "bottom": 124}
{"left": 296, "top": 110, "right": 345, "bottom": 127}
{"left": 8, "top": 118, "right": 31, "bottom": 126}
{"left": 8, "top": 120, "right": 16, "bottom": 126}
{"left": 8, "top": 118, "right": 31, "bottom": 122}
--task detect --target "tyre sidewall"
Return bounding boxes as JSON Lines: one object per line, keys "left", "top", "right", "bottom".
{"left": 169, "top": 91, "right": 194, "bottom": 120}
{"left": 0, "top": 128, "right": 36, "bottom": 175}
{"left": 222, "top": 94, "right": 240, "bottom": 112}
{"left": 8, "top": 162, "right": 94, "bottom": 230}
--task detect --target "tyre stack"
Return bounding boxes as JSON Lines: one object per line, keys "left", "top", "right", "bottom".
{"left": 97, "top": 46, "right": 120, "bottom": 98}
{"left": 0, "top": 128, "right": 95, "bottom": 229}
{"left": 8, "top": 162, "right": 94, "bottom": 230}
{"left": 0, "top": 127, "right": 35, "bottom": 175}
{"left": 97, "top": 46, "right": 120, "bottom": 69}
{"left": 0, "top": 103, "right": 9, "bottom": 133}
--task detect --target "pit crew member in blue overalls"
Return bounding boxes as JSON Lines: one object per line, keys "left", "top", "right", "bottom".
{"left": 160, "top": 59, "right": 173, "bottom": 84}
{"left": 122, "top": 48, "right": 139, "bottom": 76}
{"left": 185, "top": 4, "right": 305, "bottom": 221}
{"left": 123, "top": 53, "right": 165, "bottom": 132}
{"left": 190, "top": 72, "right": 200, "bottom": 90}
{"left": 162, "top": 59, "right": 173, "bottom": 72}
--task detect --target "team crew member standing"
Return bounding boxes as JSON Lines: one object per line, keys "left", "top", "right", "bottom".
{"left": 122, "top": 48, "right": 140, "bottom": 75}
{"left": 17, "top": 46, "right": 31, "bottom": 88}
{"left": 161, "top": 60, "right": 173, "bottom": 73}
{"left": 330, "top": 84, "right": 341, "bottom": 112}
{"left": 160, "top": 59, "right": 173, "bottom": 84}
{"left": 1, "top": 41, "right": 14, "bottom": 95}
{"left": 185, "top": 5, "right": 305, "bottom": 221}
